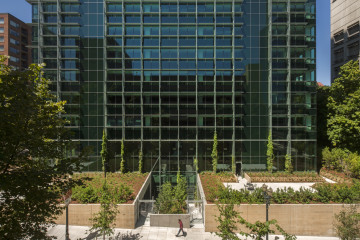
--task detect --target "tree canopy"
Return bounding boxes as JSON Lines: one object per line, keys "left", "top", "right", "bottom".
{"left": 327, "top": 60, "right": 360, "bottom": 152}
{"left": 0, "top": 56, "right": 83, "bottom": 239}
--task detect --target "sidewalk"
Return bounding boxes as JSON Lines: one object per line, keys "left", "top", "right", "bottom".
{"left": 48, "top": 225, "right": 340, "bottom": 240}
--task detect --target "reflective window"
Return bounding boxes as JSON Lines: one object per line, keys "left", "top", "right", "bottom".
{"left": 161, "top": 3, "right": 177, "bottom": 12}
{"left": 144, "top": 26, "right": 159, "bottom": 35}
{"left": 125, "top": 4, "right": 140, "bottom": 12}
{"left": 107, "top": 37, "right": 122, "bottom": 46}
{"left": 144, "top": 37, "right": 159, "bottom": 46}
{"left": 197, "top": 4, "right": 213, "bottom": 12}
{"left": 143, "top": 4, "right": 159, "bottom": 13}
{"left": 179, "top": 49, "right": 195, "bottom": 58}
{"left": 162, "top": 26, "right": 177, "bottom": 35}
{"left": 161, "top": 37, "right": 177, "bottom": 46}
{"left": 125, "top": 37, "right": 140, "bottom": 46}
{"left": 107, "top": 4, "right": 122, "bottom": 12}
{"left": 107, "top": 15, "right": 122, "bottom": 23}
{"left": 179, "top": 26, "right": 195, "bottom": 35}
{"left": 161, "top": 15, "right": 177, "bottom": 23}
{"left": 216, "top": 3, "right": 232, "bottom": 12}
{"left": 161, "top": 49, "right": 177, "bottom": 58}
{"left": 198, "top": 26, "right": 214, "bottom": 35}
{"left": 62, "top": 4, "right": 80, "bottom": 12}
{"left": 125, "top": 48, "right": 141, "bottom": 58}
{"left": 198, "top": 49, "right": 213, "bottom": 58}
{"left": 144, "top": 15, "right": 159, "bottom": 23}
{"left": 126, "top": 26, "right": 140, "bottom": 35}
{"left": 144, "top": 49, "right": 159, "bottom": 58}
{"left": 10, "top": 29, "right": 20, "bottom": 37}
{"left": 61, "top": 26, "right": 79, "bottom": 35}
{"left": 44, "top": 15, "right": 57, "bottom": 23}
{"left": 179, "top": 3, "right": 196, "bottom": 12}
{"left": 43, "top": 4, "right": 57, "bottom": 12}
{"left": 126, "top": 15, "right": 141, "bottom": 23}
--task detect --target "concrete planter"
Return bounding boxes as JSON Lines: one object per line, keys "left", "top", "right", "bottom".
{"left": 204, "top": 203, "right": 360, "bottom": 237}
{"left": 150, "top": 214, "right": 190, "bottom": 228}
{"left": 55, "top": 172, "right": 152, "bottom": 229}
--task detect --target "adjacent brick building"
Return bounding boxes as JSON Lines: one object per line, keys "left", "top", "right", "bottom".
{"left": 0, "top": 13, "right": 31, "bottom": 70}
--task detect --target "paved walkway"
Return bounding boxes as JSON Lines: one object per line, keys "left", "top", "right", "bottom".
{"left": 48, "top": 225, "right": 340, "bottom": 240}
{"left": 224, "top": 176, "right": 336, "bottom": 192}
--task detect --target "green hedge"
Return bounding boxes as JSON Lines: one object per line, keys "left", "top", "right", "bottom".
{"left": 322, "top": 147, "right": 360, "bottom": 178}
{"left": 210, "top": 181, "right": 360, "bottom": 204}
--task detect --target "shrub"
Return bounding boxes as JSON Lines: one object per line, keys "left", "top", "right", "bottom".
{"left": 155, "top": 176, "right": 188, "bottom": 214}
{"left": 208, "top": 182, "right": 360, "bottom": 204}
{"left": 322, "top": 147, "right": 360, "bottom": 179}
{"left": 72, "top": 185, "right": 99, "bottom": 203}
{"left": 285, "top": 154, "right": 293, "bottom": 174}
{"left": 334, "top": 205, "right": 360, "bottom": 240}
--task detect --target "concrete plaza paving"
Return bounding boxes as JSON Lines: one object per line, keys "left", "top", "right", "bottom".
{"left": 223, "top": 176, "right": 336, "bottom": 192}
{"left": 48, "top": 225, "right": 340, "bottom": 240}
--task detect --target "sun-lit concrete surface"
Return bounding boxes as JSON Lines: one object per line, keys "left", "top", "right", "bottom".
{"left": 223, "top": 176, "right": 337, "bottom": 192}
{"left": 47, "top": 224, "right": 340, "bottom": 240}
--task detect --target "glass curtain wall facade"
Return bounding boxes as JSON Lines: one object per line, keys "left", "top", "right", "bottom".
{"left": 28, "top": 0, "right": 316, "bottom": 173}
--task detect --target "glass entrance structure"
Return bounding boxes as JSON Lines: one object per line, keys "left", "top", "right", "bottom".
{"left": 28, "top": 0, "right": 317, "bottom": 173}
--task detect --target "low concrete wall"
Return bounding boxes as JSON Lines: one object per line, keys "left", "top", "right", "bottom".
{"left": 244, "top": 172, "right": 251, "bottom": 183}
{"left": 55, "top": 173, "right": 152, "bottom": 229}
{"left": 150, "top": 214, "right": 190, "bottom": 228}
{"left": 205, "top": 203, "right": 359, "bottom": 237}
{"left": 56, "top": 204, "right": 136, "bottom": 229}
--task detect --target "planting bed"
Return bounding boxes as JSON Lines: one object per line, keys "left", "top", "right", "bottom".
{"left": 247, "top": 171, "right": 325, "bottom": 183}
{"left": 320, "top": 168, "right": 358, "bottom": 184}
{"left": 199, "top": 172, "right": 236, "bottom": 203}
{"left": 200, "top": 171, "right": 360, "bottom": 204}
{"left": 71, "top": 172, "right": 148, "bottom": 204}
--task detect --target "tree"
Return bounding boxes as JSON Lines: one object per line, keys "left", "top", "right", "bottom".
{"left": 90, "top": 180, "right": 118, "bottom": 240}
{"left": 266, "top": 130, "right": 274, "bottom": 173}
{"left": 155, "top": 177, "right": 187, "bottom": 214}
{"left": 334, "top": 205, "right": 360, "bottom": 240}
{"left": 177, "top": 166, "right": 181, "bottom": 183}
{"left": 120, "top": 139, "right": 125, "bottom": 173}
{"left": 100, "top": 129, "right": 109, "bottom": 178}
{"left": 194, "top": 157, "right": 199, "bottom": 173}
{"left": 317, "top": 85, "right": 331, "bottom": 149}
{"left": 214, "top": 203, "right": 297, "bottom": 240}
{"left": 174, "top": 176, "right": 188, "bottom": 213}
{"left": 328, "top": 60, "right": 360, "bottom": 152}
{"left": 138, "top": 150, "right": 143, "bottom": 173}
{"left": 0, "top": 56, "right": 84, "bottom": 239}
{"left": 285, "top": 154, "right": 293, "bottom": 174}
{"left": 155, "top": 182, "right": 174, "bottom": 214}
{"left": 215, "top": 203, "right": 240, "bottom": 240}
{"left": 212, "top": 131, "right": 218, "bottom": 173}
{"left": 232, "top": 155, "right": 236, "bottom": 174}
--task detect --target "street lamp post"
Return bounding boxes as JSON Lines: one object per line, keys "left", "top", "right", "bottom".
{"left": 262, "top": 184, "right": 273, "bottom": 240}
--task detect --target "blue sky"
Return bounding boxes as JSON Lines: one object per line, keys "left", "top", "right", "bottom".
{"left": 3, "top": 0, "right": 331, "bottom": 86}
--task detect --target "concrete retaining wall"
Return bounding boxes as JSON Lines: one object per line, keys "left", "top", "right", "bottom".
{"left": 150, "top": 214, "right": 190, "bottom": 228}
{"left": 244, "top": 172, "right": 251, "bottom": 183}
{"left": 205, "top": 203, "right": 359, "bottom": 237}
{"left": 56, "top": 204, "right": 136, "bottom": 228}
{"left": 55, "top": 173, "right": 152, "bottom": 229}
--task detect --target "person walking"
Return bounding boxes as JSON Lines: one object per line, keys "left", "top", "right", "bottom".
{"left": 176, "top": 219, "right": 185, "bottom": 237}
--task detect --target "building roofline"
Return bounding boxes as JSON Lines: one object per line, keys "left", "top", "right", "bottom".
{"left": 0, "top": 13, "right": 31, "bottom": 25}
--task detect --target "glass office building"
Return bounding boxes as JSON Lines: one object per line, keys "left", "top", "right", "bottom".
{"left": 28, "top": 0, "right": 316, "bottom": 173}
